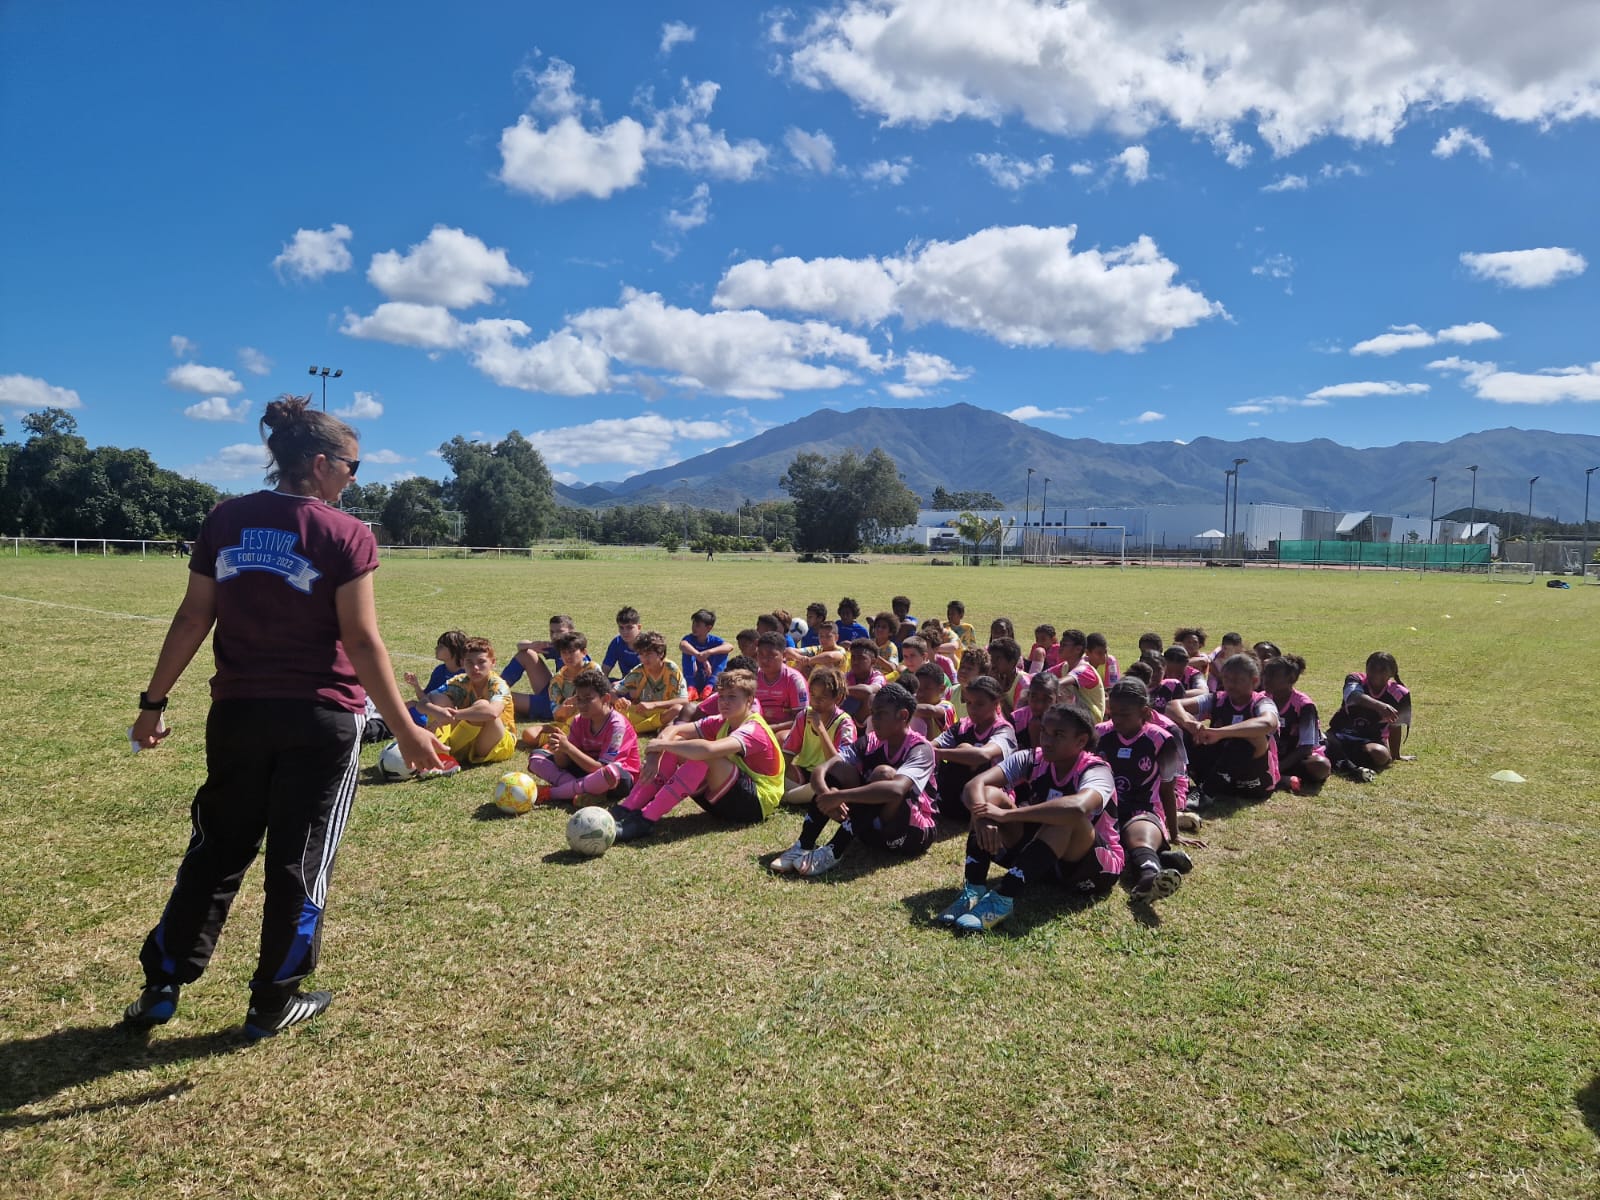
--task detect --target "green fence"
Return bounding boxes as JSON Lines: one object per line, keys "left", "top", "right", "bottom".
{"left": 1275, "top": 540, "right": 1491, "bottom": 568}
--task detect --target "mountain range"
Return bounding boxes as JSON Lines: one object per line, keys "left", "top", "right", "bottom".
{"left": 554, "top": 403, "right": 1600, "bottom": 521}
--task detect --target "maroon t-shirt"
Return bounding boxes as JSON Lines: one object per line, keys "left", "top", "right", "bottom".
{"left": 190, "top": 490, "right": 379, "bottom": 712}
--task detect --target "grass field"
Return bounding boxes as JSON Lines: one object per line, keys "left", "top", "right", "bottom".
{"left": 3, "top": 557, "right": 1598, "bottom": 1199}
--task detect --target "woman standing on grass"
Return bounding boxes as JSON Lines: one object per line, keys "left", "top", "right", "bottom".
{"left": 123, "top": 395, "right": 443, "bottom": 1041}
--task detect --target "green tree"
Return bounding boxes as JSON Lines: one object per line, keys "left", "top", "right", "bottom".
{"left": 381, "top": 477, "right": 450, "bottom": 545}
{"left": 780, "top": 448, "right": 920, "bottom": 553}
{"left": 931, "top": 486, "right": 1002, "bottom": 510}
{"left": 339, "top": 481, "right": 391, "bottom": 515}
{"left": 438, "top": 431, "right": 555, "bottom": 546}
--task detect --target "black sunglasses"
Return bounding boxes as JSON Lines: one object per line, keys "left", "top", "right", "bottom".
{"left": 329, "top": 454, "right": 361, "bottom": 476}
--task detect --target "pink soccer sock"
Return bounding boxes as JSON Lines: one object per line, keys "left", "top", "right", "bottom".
{"left": 640, "top": 759, "right": 709, "bottom": 822}
{"left": 578, "top": 764, "right": 621, "bottom": 796}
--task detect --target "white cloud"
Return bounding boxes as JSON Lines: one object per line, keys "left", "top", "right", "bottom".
{"left": 1226, "top": 395, "right": 1330, "bottom": 414}
{"left": 660, "top": 20, "right": 696, "bottom": 55}
{"left": 367, "top": 226, "right": 528, "bottom": 309}
{"left": 786, "top": 0, "right": 1600, "bottom": 156}
{"left": 341, "top": 302, "right": 466, "bottom": 350}
{"left": 170, "top": 335, "right": 197, "bottom": 358}
{"left": 1067, "top": 160, "right": 1096, "bottom": 176}
{"left": 713, "top": 224, "right": 1224, "bottom": 352}
{"left": 1005, "top": 405, "right": 1082, "bottom": 421}
{"left": 1319, "top": 161, "right": 1366, "bottom": 180}
{"left": 334, "top": 390, "right": 384, "bottom": 419}
{"left": 272, "top": 224, "right": 353, "bottom": 281}
{"left": 0, "top": 373, "right": 82, "bottom": 410}
{"left": 183, "top": 396, "right": 251, "bottom": 422}
{"left": 1460, "top": 247, "right": 1587, "bottom": 288}
{"left": 462, "top": 323, "right": 614, "bottom": 396}
{"left": 1307, "top": 380, "right": 1431, "bottom": 399}
{"left": 973, "top": 151, "right": 1054, "bottom": 190}
{"left": 1262, "top": 174, "right": 1308, "bottom": 192}
{"left": 532, "top": 413, "right": 734, "bottom": 469}
{"left": 1352, "top": 320, "right": 1502, "bottom": 355}
{"left": 885, "top": 349, "right": 970, "bottom": 396}
{"left": 1433, "top": 126, "right": 1492, "bottom": 160}
{"left": 239, "top": 346, "right": 272, "bottom": 376}
{"left": 861, "top": 157, "right": 912, "bottom": 185}
{"left": 1430, "top": 356, "right": 1600, "bottom": 403}
{"left": 498, "top": 61, "right": 765, "bottom": 202}
{"left": 1251, "top": 253, "right": 1295, "bottom": 286}
{"left": 567, "top": 288, "right": 883, "bottom": 399}
{"left": 665, "top": 182, "right": 712, "bottom": 231}
{"left": 363, "top": 449, "right": 412, "bottom": 465}
{"left": 1127, "top": 409, "right": 1165, "bottom": 423}
{"left": 785, "top": 127, "right": 836, "bottom": 173}
{"left": 185, "top": 442, "right": 268, "bottom": 483}
{"left": 166, "top": 363, "right": 244, "bottom": 395}
{"left": 1116, "top": 144, "right": 1149, "bottom": 184}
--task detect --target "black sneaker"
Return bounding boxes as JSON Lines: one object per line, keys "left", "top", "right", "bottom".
{"left": 612, "top": 809, "right": 657, "bottom": 843}
{"left": 122, "top": 983, "right": 180, "bottom": 1029}
{"left": 1158, "top": 848, "right": 1194, "bottom": 875}
{"left": 244, "top": 990, "right": 332, "bottom": 1041}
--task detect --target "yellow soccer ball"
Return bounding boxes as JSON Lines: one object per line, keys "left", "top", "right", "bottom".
{"left": 493, "top": 771, "right": 539, "bottom": 815}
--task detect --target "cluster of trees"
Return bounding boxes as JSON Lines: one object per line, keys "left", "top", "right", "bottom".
{"left": 929, "top": 486, "right": 1002, "bottom": 509}
{"left": 780, "top": 448, "right": 921, "bottom": 554}
{"left": 548, "top": 496, "right": 798, "bottom": 552}
{"left": 0, "top": 410, "right": 220, "bottom": 540}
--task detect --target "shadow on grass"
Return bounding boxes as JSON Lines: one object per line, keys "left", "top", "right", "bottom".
{"left": 0, "top": 1024, "right": 247, "bottom": 1126}
{"left": 898, "top": 883, "right": 1109, "bottom": 935}
{"left": 1575, "top": 1074, "right": 1600, "bottom": 1141}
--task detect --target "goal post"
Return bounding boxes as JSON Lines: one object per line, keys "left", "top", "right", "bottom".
{"left": 1023, "top": 525, "right": 1128, "bottom": 568}
{"left": 1486, "top": 561, "right": 1537, "bottom": 584}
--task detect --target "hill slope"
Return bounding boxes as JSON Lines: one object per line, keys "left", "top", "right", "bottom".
{"left": 577, "top": 404, "right": 1600, "bottom": 518}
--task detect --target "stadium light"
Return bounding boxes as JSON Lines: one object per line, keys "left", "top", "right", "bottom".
{"left": 1526, "top": 475, "right": 1540, "bottom": 555}
{"left": 1232, "top": 458, "right": 1248, "bottom": 559}
{"left": 1024, "top": 467, "right": 1034, "bottom": 530}
{"left": 1467, "top": 464, "right": 1480, "bottom": 546}
{"left": 308, "top": 365, "right": 344, "bottom": 411}
{"left": 1584, "top": 467, "right": 1598, "bottom": 579}
{"left": 1223, "top": 468, "right": 1235, "bottom": 554}
{"left": 1040, "top": 477, "right": 1050, "bottom": 528}
{"left": 1425, "top": 475, "right": 1439, "bottom": 573}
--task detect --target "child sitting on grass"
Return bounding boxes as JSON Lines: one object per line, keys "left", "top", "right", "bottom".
{"left": 1325, "top": 650, "right": 1414, "bottom": 781}
{"left": 418, "top": 636, "right": 518, "bottom": 767}
{"left": 614, "top": 630, "right": 689, "bottom": 734}
{"left": 779, "top": 666, "right": 855, "bottom": 807}
{"left": 526, "top": 668, "right": 641, "bottom": 806}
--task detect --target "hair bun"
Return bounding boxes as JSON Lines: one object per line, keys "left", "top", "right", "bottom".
{"left": 261, "top": 394, "right": 311, "bottom": 431}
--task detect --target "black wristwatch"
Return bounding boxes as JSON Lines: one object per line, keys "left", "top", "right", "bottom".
{"left": 138, "top": 691, "right": 169, "bottom": 712}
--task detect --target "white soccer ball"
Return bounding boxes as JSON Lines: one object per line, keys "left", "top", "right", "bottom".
{"left": 566, "top": 806, "right": 616, "bottom": 857}
{"left": 494, "top": 771, "right": 539, "bottom": 815}
{"left": 377, "top": 739, "right": 412, "bottom": 781}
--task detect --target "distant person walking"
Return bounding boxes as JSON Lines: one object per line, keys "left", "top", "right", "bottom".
{"left": 123, "top": 394, "right": 442, "bottom": 1040}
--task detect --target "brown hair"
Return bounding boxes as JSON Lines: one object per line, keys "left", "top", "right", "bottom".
{"left": 808, "top": 666, "right": 844, "bottom": 700}
{"left": 717, "top": 667, "right": 758, "bottom": 698}
{"left": 571, "top": 667, "right": 612, "bottom": 699}
{"left": 435, "top": 630, "right": 470, "bottom": 664}
{"left": 260, "top": 394, "right": 356, "bottom": 489}
{"left": 463, "top": 636, "right": 495, "bottom": 660}
{"left": 632, "top": 630, "right": 668, "bottom": 657}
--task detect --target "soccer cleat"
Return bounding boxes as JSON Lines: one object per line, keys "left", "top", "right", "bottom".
{"left": 1176, "top": 810, "right": 1203, "bottom": 833}
{"left": 1337, "top": 760, "right": 1377, "bottom": 783}
{"left": 798, "top": 844, "right": 839, "bottom": 877}
{"left": 1158, "top": 848, "right": 1194, "bottom": 875}
{"left": 122, "top": 983, "right": 179, "bottom": 1029}
{"left": 936, "top": 882, "right": 987, "bottom": 926}
{"left": 770, "top": 841, "right": 809, "bottom": 874}
{"left": 416, "top": 754, "right": 461, "bottom": 779}
{"left": 1131, "top": 867, "right": 1183, "bottom": 903}
{"left": 244, "top": 990, "right": 332, "bottom": 1041}
{"left": 612, "top": 809, "right": 658, "bottom": 843}
{"left": 954, "top": 889, "right": 1014, "bottom": 933}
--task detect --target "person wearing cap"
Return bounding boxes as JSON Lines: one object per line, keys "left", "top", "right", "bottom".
{"left": 929, "top": 674, "right": 1017, "bottom": 824}
{"left": 935, "top": 699, "right": 1121, "bottom": 933}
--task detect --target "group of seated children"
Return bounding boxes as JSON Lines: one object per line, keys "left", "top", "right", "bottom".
{"left": 400, "top": 602, "right": 1414, "bottom": 934}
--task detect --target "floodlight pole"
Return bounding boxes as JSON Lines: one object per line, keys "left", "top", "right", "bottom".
{"left": 1024, "top": 466, "right": 1034, "bottom": 530}
{"left": 1222, "top": 469, "right": 1234, "bottom": 555}
{"left": 1232, "top": 457, "right": 1248, "bottom": 560}
{"left": 1424, "top": 475, "right": 1438, "bottom": 573}
{"left": 1467, "top": 464, "right": 1480, "bottom": 549}
{"left": 1585, "top": 467, "right": 1598, "bottom": 578}
{"left": 1526, "top": 475, "right": 1539, "bottom": 565}
{"left": 308, "top": 364, "right": 343, "bottom": 411}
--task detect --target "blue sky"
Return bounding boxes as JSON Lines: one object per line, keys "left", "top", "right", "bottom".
{"left": 2, "top": 1, "right": 1597, "bottom": 491}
